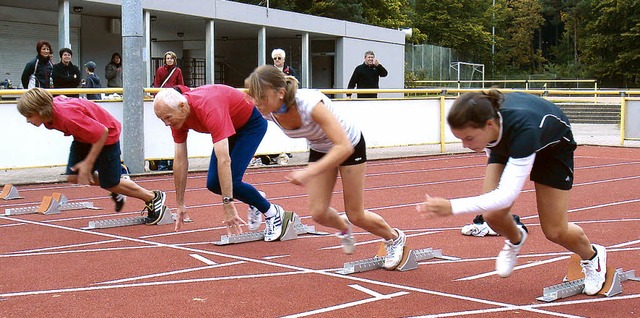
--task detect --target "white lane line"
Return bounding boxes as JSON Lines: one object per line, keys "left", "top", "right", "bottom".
{"left": 190, "top": 253, "right": 217, "bottom": 265}
{"left": 281, "top": 284, "right": 409, "bottom": 318}
{"left": 96, "top": 261, "right": 244, "bottom": 285}
{"left": 455, "top": 256, "right": 570, "bottom": 281}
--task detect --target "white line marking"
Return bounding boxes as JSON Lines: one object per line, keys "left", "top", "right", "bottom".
{"left": 281, "top": 284, "right": 409, "bottom": 318}
{"left": 96, "top": 261, "right": 244, "bottom": 285}
{"left": 189, "top": 253, "right": 217, "bottom": 265}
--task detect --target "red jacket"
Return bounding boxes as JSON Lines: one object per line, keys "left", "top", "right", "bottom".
{"left": 153, "top": 65, "right": 184, "bottom": 88}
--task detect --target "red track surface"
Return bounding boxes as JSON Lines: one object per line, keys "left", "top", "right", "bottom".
{"left": 1, "top": 145, "right": 639, "bottom": 317}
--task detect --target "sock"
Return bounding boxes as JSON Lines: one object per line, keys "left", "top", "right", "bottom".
{"left": 588, "top": 245, "right": 598, "bottom": 260}
{"left": 264, "top": 204, "right": 276, "bottom": 218}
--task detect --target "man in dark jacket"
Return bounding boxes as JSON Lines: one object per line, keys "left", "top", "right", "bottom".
{"left": 52, "top": 48, "right": 82, "bottom": 97}
{"left": 347, "top": 50, "right": 388, "bottom": 99}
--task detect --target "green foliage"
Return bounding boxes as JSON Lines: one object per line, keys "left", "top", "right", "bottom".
{"left": 229, "top": 0, "right": 640, "bottom": 86}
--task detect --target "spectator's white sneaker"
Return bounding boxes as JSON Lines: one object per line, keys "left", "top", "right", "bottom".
{"left": 247, "top": 191, "right": 266, "bottom": 231}
{"left": 495, "top": 226, "right": 528, "bottom": 277}
{"left": 581, "top": 244, "right": 607, "bottom": 295}
{"left": 383, "top": 229, "right": 407, "bottom": 270}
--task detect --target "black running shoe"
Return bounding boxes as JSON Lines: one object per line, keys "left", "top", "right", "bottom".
{"left": 143, "top": 190, "right": 166, "bottom": 225}
{"left": 111, "top": 192, "right": 126, "bottom": 212}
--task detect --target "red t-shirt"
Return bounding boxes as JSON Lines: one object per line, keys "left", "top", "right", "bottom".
{"left": 171, "top": 85, "right": 254, "bottom": 144}
{"left": 44, "top": 96, "right": 121, "bottom": 145}
{"left": 153, "top": 65, "right": 184, "bottom": 88}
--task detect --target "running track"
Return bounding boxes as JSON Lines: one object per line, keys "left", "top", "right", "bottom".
{"left": 1, "top": 145, "right": 639, "bottom": 317}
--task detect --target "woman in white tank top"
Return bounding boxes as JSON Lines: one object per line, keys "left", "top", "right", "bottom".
{"left": 246, "top": 65, "right": 407, "bottom": 270}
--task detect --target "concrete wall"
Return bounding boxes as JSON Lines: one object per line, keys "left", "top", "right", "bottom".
{"left": 0, "top": 98, "right": 453, "bottom": 169}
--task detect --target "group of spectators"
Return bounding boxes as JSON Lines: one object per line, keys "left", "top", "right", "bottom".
{"left": 20, "top": 40, "right": 387, "bottom": 101}
{"left": 20, "top": 40, "right": 184, "bottom": 100}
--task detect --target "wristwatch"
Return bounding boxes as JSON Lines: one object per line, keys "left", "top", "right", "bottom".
{"left": 222, "top": 196, "right": 234, "bottom": 204}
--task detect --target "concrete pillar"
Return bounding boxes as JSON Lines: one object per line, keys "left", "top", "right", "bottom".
{"left": 121, "top": 0, "right": 145, "bottom": 173}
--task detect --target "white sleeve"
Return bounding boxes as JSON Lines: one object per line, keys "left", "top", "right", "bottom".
{"left": 450, "top": 153, "right": 536, "bottom": 215}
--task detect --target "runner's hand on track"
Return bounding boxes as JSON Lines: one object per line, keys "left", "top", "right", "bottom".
{"left": 222, "top": 203, "right": 246, "bottom": 235}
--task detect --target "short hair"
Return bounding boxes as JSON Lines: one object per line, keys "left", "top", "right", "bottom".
{"left": 364, "top": 50, "right": 375, "bottom": 57}
{"left": 271, "top": 48, "right": 286, "bottom": 59}
{"left": 17, "top": 88, "right": 54, "bottom": 121}
{"left": 164, "top": 51, "right": 177, "bottom": 62}
{"left": 36, "top": 40, "right": 52, "bottom": 54}
{"left": 59, "top": 47, "right": 73, "bottom": 58}
{"left": 154, "top": 88, "right": 187, "bottom": 111}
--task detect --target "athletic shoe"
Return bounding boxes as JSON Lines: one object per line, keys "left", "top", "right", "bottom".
{"left": 247, "top": 191, "right": 266, "bottom": 231}
{"left": 264, "top": 204, "right": 286, "bottom": 241}
{"left": 581, "top": 244, "right": 607, "bottom": 295}
{"left": 383, "top": 228, "right": 407, "bottom": 270}
{"left": 144, "top": 190, "right": 167, "bottom": 225}
{"left": 111, "top": 192, "right": 126, "bottom": 212}
{"left": 336, "top": 217, "right": 356, "bottom": 254}
{"left": 495, "top": 226, "right": 528, "bottom": 277}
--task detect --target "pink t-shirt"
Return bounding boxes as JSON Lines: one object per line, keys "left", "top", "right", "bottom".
{"left": 171, "top": 85, "right": 254, "bottom": 144}
{"left": 44, "top": 96, "right": 121, "bottom": 145}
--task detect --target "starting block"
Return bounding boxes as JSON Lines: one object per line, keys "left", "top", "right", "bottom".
{"left": 336, "top": 243, "right": 448, "bottom": 275}
{"left": 83, "top": 206, "right": 174, "bottom": 229}
{"left": 0, "top": 184, "right": 22, "bottom": 200}
{"left": 4, "top": 193, "right": 98, "bottom": 216}
{"left": 213, "top": 211, "right": 325, "bottom": 245}
{"left": 536, "top": 254, "right": 640, "bottom": 302}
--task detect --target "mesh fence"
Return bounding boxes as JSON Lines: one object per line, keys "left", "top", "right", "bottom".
{"left": 405, "top": 44, "right": 455, "bottom": 81}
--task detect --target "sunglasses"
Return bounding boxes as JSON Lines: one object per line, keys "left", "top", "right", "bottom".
{"left": 273, "top": 57, "right": 283, "bottom": 60}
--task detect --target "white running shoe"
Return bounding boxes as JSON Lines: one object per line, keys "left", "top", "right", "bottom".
{"left": 495, "top": 226, "right": 528, "bottom": 277}
{"left": 264, "top": 204, "right": 286, "bottom": 242}
{"left": 336, "top": 217, "right": 356, "bottom": 254}
{"left": 581, "top": 244, "right": 607, "bottom": 295}
{"left": 383, "top": 228, "right": 407, "bottom": 270}
{"left": 247, "top": 191, "right": 266, "bottom": 231}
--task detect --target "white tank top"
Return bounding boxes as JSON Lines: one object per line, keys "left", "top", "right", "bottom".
{"left": 265, "top": 89, "right": 361, "bottom": 153}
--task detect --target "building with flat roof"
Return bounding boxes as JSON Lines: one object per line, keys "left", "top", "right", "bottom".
{"left": 0, "top": 0, "right": 405, "bottom": 94}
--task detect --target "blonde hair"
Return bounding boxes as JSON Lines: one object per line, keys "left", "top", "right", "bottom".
{"left": 245, "top": 65, "right": 298, "bottom": 108}
{"left": 17, "top": 87, "right": 54, "bottom": 121}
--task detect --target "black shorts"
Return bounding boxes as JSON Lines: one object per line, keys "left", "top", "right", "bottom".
{"left": 308, "top": 134, "right": 367, "bottom": 166}
{"left": 529, "top": 141, "right": 576, "bottom": 190}
{"left": 66, "top": 141, "right": 122, "bottom": 189}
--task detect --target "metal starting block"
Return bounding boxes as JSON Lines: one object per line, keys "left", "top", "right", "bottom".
{"left": 0, "top": 184, "right": 22, "bottom": 200}
{"left": 4, "top": 193, "right": 98, "bottom": 216}
{"left": 83, "top": 206, "right": 174, "bottom": 229}
{"left": 213, "top": 211, "right": 322, "bottom": 245}
{"left": 336, "top": 244, "right": 447, "bottom": 275}
{"left": 537, "top": 254, "right": 640, "bottom": 302}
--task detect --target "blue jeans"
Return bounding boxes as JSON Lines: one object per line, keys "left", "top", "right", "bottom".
{"left": 206, "top": 107, "right": 271, "bottom": 212}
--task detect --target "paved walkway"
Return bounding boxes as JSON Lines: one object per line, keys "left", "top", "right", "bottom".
{"left": 2, "top": 124, "right": 638, "bottom": 186}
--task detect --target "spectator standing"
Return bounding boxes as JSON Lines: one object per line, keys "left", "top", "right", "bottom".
{"left": 347, "top": 50, "right": 388, "bottom": 98}
{"left": 82, "top": 61, "right": 102, "bottom": 100}
{"left": 271, "top": 48, "right": 298, "bottom": 80}
{"left": 21, "top": 40, "right": 54, "bottom": 89}
{"left": 153, "top": 51, "right": 184, "bottom": 88}
{"left": 52, "top": 48, "right": 82, "bottom": 97}
{"left": 105, "top": 52, "right": 123, "bottom": 88}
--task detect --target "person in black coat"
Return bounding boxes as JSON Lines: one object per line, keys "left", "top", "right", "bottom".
{"left": 52, "top": 48, "right": 82, "bottom": 97}
{"left": 21, "top": 40, "right": 54, "bottom": 89}
{"left": 347, "top": 50, "right": 388, "bottom": 99}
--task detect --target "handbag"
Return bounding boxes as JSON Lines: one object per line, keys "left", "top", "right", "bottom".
{"left": 27, "top": 60, "right": 38, "bottom": 89}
